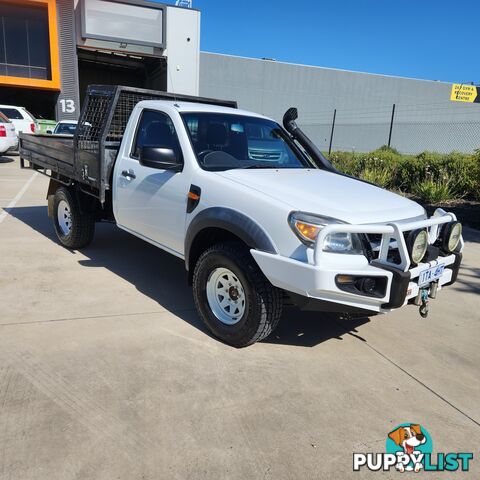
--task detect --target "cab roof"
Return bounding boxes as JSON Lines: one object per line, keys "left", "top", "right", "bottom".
{"left": 136, "top": 100, "right": 271, "bottom": 121}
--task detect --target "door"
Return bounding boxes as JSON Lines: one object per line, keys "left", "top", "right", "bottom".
{"left": 114, "top": 109, "right": 190, "bottom": 256}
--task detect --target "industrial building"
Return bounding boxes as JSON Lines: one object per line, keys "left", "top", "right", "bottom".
{"left": 0, "top": 0, "right": 478, "bottom": 153}
{"left": 0, "top": 0, "right": 200, "bottom": 120}
{"left": 199, "top": 53, "right": 480, "bottom": 154}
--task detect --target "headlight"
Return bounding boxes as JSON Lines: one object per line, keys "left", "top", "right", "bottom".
{"left": 407, "top": 229, "right": 428, "bottom": 265}
{"left": 288, "top": 212, "right": 364, "bottom": 254}
{"left": 442, "top": 221, "right": 462, "bottom": 252}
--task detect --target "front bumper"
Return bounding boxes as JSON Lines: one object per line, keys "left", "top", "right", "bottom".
{"left": 251, "top": 210, "right": 463, "bottom": 314}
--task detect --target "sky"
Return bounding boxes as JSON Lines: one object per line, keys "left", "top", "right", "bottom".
{"left": 161, "top": 0, "right": 478, "bottom": 84}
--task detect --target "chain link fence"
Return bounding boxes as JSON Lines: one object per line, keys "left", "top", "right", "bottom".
{"left": 298, "top": 102, "right": 480, "bottom": 155}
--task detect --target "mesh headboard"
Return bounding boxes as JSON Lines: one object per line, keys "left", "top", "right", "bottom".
{"left": 75, "top": 85, "right": 237, "bottom": 154}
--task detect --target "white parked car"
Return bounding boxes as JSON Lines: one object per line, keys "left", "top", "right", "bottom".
{"left": 0, "top": 112, "right": 18, "bottom": 155}
{"left": 18, "top": 85, "right": 464, "bottom": 347}
{"left": 49, "top": 120, "right": 78, "bottom": 136}
{"left": 0, "top": 105, "right": 38, "bottom": 136}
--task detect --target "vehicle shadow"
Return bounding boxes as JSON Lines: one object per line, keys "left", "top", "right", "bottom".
{"left": 450, "top": 227, "right": 480, "bottom": 295}
{"left": 452, "top": 265, "right": 480, "bottom": 295}
{"left": 0, "top": 156, "right": 14, "bottom": 163}
{"left": 463, "top": 226, "right": 480, "bottom": 245}
{"left": 8, "top": 205, "right": 372, "bottom": 348}
{"left": 264, "top": 309, "right": 370, "bottom": 347}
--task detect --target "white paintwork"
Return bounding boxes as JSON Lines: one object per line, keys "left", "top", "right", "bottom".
{"left": 55, "top": 120, "right": 78, "bottom": 125}
{"left": 251, "top": 249, "right": 391, "bottom": 313}
{"left": 251, "top": 249, "right": 457, "bottom": 314}
{"left": 216, "top": 169, "right": 425, "bottom": 225}
{"left": 111, "top": 99, "right": 464, "bottom": 314}
{"left": 0, "top": 105, "right": 38, "bottom": 137}
{"left": 113, "top": 102, "right": 195, "bottom": 255}
{"left": 0, "top": 118, "right": 17, "bottom": 154}
{"left": 127, "top": 100, "right": 269, "bottom": 118}
{"left": 165, "top": 6, "right": 200, "bottom": 96}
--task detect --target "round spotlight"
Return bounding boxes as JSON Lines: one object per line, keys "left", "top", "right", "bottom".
{"left": 443, "top": 222, "right": 462, "bottom": 252}
{"left": 408, "top": 229, "right": 428, "bottom": 265}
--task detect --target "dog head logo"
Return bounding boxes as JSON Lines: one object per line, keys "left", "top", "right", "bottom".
{"left": 388, "top": 424, "right": 426, "bottom": 455}
{"left": 386, "top": 423, "right": 432, "bottom": 472}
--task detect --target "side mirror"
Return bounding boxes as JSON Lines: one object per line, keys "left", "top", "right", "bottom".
{"left": 139, "top": 146, "right": 183, "bottom": 172}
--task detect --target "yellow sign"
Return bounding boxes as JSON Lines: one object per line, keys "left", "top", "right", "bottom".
{"left": 450, "top": 84, "right": 479, "bottom": 103}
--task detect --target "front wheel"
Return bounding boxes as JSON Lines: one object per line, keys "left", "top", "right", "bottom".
{"left": 53, "top": 187, "right": 95, "bottom": 249}
{"left": 192, "top": 242, "right": 282, "bottom": 347}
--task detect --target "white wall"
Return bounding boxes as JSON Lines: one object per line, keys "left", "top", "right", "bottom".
{"left": 165, "top": 6, "right": 200, "bottom": 96}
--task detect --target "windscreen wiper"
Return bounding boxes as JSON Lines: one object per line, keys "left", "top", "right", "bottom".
{"left": 241, "top": 162, "right": 278, "bottom": 169}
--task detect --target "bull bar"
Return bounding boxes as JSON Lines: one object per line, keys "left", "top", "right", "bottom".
{"left": 314, "top": 208, "right": 464, "bottom": 271}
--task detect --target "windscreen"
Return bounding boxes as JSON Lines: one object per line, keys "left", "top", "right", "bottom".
{"left": 181, "top": 112, "right": 311, "bottom": 171}
{"left": 54, "top": 123, "right": 77, "bottom": 135}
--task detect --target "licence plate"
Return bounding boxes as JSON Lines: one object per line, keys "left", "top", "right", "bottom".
{"left": 418, "top": 264, "right": 445, "bottom": 286}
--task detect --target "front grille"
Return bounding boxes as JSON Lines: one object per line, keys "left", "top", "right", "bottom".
{"left": 248, "top": 149, "right": 282, "bottom": 161}
{"left": 366, "top": 230, "right": 430, "bottom": 266}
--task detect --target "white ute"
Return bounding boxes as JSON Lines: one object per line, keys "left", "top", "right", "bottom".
{"left": 19, "top": 86, "right": 464, "bottom": 347}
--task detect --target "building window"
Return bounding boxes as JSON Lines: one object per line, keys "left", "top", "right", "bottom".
{"left": 0, "top": 3, "right": 51, "bottom": 80}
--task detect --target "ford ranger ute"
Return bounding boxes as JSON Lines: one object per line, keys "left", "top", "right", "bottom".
{"left": 19, "top": 85, "right": 464, "bottom": 347}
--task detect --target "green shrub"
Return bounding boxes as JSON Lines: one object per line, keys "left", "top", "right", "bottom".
{"left": 412, "top": 178, "right": 457, "bottom": 203}
{"left": 329, "top": 151, "right": 361, "bottom": 176}
{"left": 360, "top": 167, "right": 392, "bottom": 188}
{"left": 329, "top": 148, "right": 480, "bottom": 201}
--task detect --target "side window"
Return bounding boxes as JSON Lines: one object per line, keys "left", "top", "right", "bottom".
{"left": 131, "top": 110, "right": 181, "bottom": 159}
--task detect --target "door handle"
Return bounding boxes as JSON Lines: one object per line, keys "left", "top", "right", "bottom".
{"left": 121, "top": 169, "right": 136, "bottom": 179}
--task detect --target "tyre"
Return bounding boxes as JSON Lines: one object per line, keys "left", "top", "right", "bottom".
{"left": 193, "top": 241, "right": 282, "bottom": 347}
{"left": 53, "top": 187, "right": 95, "bottom": 249}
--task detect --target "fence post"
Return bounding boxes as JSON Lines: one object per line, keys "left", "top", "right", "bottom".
{"left": 328, "top": 108, "right": 336, "bottom": 155}
{"left": 387, "top": 103, "right": 396, "bottom": 148}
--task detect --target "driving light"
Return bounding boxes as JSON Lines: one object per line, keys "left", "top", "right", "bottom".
{"left": 288, "top": 212, "right": 363, "bottom": 254}
{"left": 408, "top": 229, "right": 428, "bottom": 265}
{"left": 443, "top": 221, "right": 462, "bottom": 252}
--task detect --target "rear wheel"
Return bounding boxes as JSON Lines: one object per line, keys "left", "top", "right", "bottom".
{"left": 193, "top": 241, "right": 282, "bottom": 347}
{"left": 53, "top": 187, "right": 95, "bottom": 249}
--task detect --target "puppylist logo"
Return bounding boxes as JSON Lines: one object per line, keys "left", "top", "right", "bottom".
{"left": 353, "top": 423, "right": 473, "bottom": 473}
